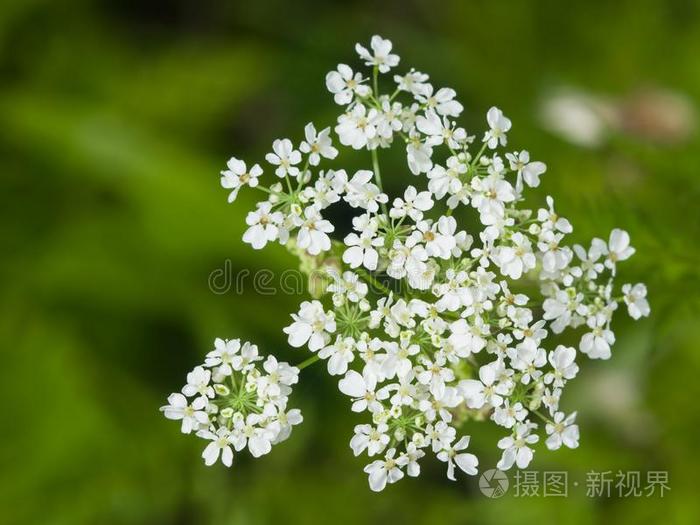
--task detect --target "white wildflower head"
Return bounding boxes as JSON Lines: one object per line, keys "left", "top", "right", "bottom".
{"left": 161, "top": 338, "right": 302, "bottom": 467}
{"left": 167, "top": 34, "right": 649, "bottom": 491}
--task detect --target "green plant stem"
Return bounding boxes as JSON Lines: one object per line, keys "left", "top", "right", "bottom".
{"left": 371, "top": 147, "right": 389, "bottom": 216}
{"left": 297, "top": 354, "right": 321, "bottom": 370}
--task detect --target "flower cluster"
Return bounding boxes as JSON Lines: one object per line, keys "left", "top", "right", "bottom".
{"left": 161, "top": 338, "right": 302, "bottom": 467}
{"left": 165, "top": 34, "right": 652, "bottom": 491}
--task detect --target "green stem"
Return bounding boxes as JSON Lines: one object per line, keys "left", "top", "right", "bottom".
{"left": 358, "top": 268, "right": 391, "bottom": 295}
{"left": 372, "top": 65, "right": 379, "bottom": 98}
{"left": 470, "top": 141, "right": 489, "bottom": 170}
{"left": 371, "top": 147, "right": 389, "bottom": 216}
{"left": 296, "top": 354, "right": 321, "bottom": 371}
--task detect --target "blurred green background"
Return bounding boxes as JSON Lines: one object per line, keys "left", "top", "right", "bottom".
{"left": 2, "top": 0, "right": 700, "bottom": 523}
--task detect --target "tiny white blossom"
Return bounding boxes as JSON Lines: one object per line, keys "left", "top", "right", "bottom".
{"left": 394, "top": 68, "right": 430, "bottom": 96}
{"left": 242, "top": 202, "right": 283, "bottom": 250}
{"left": 356, "top": 35, "right": 400, "bottom": 73}
{"left": 545, "top": 411, "right": 580, "bottom": 450}
{"left": 265, "top": 138, "right": 302, "bottom": 178}
{"left": 622, "top": 283, "right": 650, "bottom": 320}
{"left": 220, "top": 157, "right": 262, "bottom": 203}
{"left": 283, "top": 300, "right": 336, "bottom": 351}
{"left": 496, "top": 423, "right": 539, "bottom": 470}
{"left": 299, "top": 123, "right": 338, "bottom": 166}
{"left": 200, "top": 428, "right": 235, "bottom": 466}
{"left": 326, "top": 64, "right": 371, "bottom": 105}
{"left": 437, "top": 436, "right": 478, "bottom": 480}
{"left": 483, "top": 106, "right": 512, "bottom": 149}
{"left": 160, "top": 393, "right": 209, "bottom": 434}
{"left": 506, "top": 150, "right": 546, "bottom": 189}
{"left": 390, "top": 185, "right": 434, "bottom": 221}
{"left": 604, "top": 229, "right": 636, "bottom": 273}
{"left": 296, "top": 207, "right": 334, "bottom": 255}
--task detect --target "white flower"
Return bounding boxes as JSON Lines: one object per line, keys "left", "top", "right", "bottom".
{"left": 506, "top": 150, "right": 546, "bottom": 189}
{"left": 543, "top": 286, "right": 585, "bottom": 334}
{"left": 233, "top": 413, "right": 275, "bottom": 457}
{"left": 338, "top": 370, "right": 384, "bottom": 413}
{"left": 257, "top": 355, "right": 299, "bottom": 398}
{"left": 448, "top": 318, "right": 489, "bottom": 357}
{"left": 344, "top": 169, "right": 388, "bottom": 212}
{"left": 319, "top": 336, "right": 356, "bottom": 375}
{"left": 205, "top": 338, "right": 240, "bottom": 376}
{"left": 220, "top": 157, "right": 262, "bottom": 202}
{"left": 336, "top": 104, "right": 378, "bottom": 149}
{"left": 406, "top": 129, "right": 434, "bottom": 174}
{"left": 271, "top": 408, "right": 304, "bottom": 443}
{"left": 494, "top": 232, "right": 536, "bottom": 279}
{"left": 401, "top": 442, "right": 426, "bottom": 477}
{"left": 416, "top": 356, "right": 454, "bottom": 399}
{"left": 387, "top": 239, "right": 428, "bottom": 280}
{"left": 231, "top": 340, "right": 261, "bottom": 372}
{"left": 538, "top": 230, "right": 573, "bottom": 273}
{"left": 297, "top": 207, "right": 334, "bottom": 255}
{"left": 537, "top": 196, "right": 572, "bottom": 234}
{"left": 496, "top": 423, "right": 539, "bottom": 470}
{"left": 350, "top": 423, "right": 390, "bottom": 456}
{"left": 265, "top": 138, "right": 302, "bottom": 178}
{"left": 545, "top": 345, "right": 579, "bottom": 387}
{"left": 382, "top": 339, "right": 419, "bottom": 380}
{"left": 426, "top": 421, "right": 456, "bottom": 452}
{"left": 204, "top": 36, "right": 651, "bottom": 488}
{"left": 356, "top": 35, "right": 400, "bottom": 73}
{"left": 283, "top": 300, "right": 336, "bottom": 351}
{"left": 182, "top": 366, "right": 214, "bottom": 399}
{"left": 417, "top": 86, "right": 463, "bottom": 117}
{"left": 200, "top": 428, "right": 235, "bottom": 467}
{"left": 458, "top": 359, "right": 510, "bottom": 408}
{"left": 327, "top": 270, "right": 368, "bottom": 304}
{"left": 390, "top": 185, "right": 434, "bottom": 221}
{"left": 364, "top": 448, "right": 405, "bottom": 492}
{"left": 492, "top": 401, "right": 527, "bottom": 429}
{"left": 580, "top": 314, "right": 615, "bottom": 360}
{"left": 427, "top": 156, "right": 466, "bottom": 199}
{"left": 415, "top": 216, "right": 458, "bottom": 260}
{"left": 545, "top": 412, "right": 579, "bottom": 450}
{"left": 605, "top": 229, "right": 636, "bottom": 272}
{"left": 299, "top": 123, "right": 338, "bottom": 166}
{"left": 343, "top": 227, "right": 383, "bottom": 271}
{"left": 376, "top": 99, "right": 404, "bottom": 139}
{"left": 160, "top": 393, "right": 209, "bottom": 434}
{"left": 622, "top": 283, "right": 650, "bottom": 320}
{"left": 326, "top": 64, "right": 371, "bottom": 105}
{"left": 242, "top": 202, "right": 283, "bottom": 250}
{"left": 416, "top": 109, "right": 466, "bottom": 149}
{"left": 394, "top": 68, "right": 430, "bottom": 96}
{"left": 483, "top": 106, "right": 512, "bottom": 149}
{"left": 471, "top": 173, "right": 515, "bottom": 225}
{"left": 437, "top": 436, "right": 478, "bottom": 480}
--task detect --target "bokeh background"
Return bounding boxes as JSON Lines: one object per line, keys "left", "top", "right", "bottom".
{"left": 2, "top": 0, "right": 700, "bottom": 524}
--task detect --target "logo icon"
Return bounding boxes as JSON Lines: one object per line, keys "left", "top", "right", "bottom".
{"left": 479, "top": 469, "right": 509, "bottom": 498}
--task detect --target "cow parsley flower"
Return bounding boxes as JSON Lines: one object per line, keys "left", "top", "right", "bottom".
{"left": 300, "top": 123, "right": 338, "bottom": 166}
{"left": 168, "top": 33, "right": 652, "bottom": 491}
{"left": 484, "top": 106, "right": 512, "bottom": 149}
{"left": 356, "top": 35, "right": 400, "bottom": 73}
{"left": 221, "top": 157, "right": 262, "bottom": 203}
{"left": 265, "top": 138, "right": 302, "bottom": 178}
{"left": 622, "top": 283, "right": 650, "bottom": 320}
{"left": 326, "top": 64, "right": 371, "bottom": 105}
{"left": 162, "top": 338, "right": 302, "bottom": 467}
